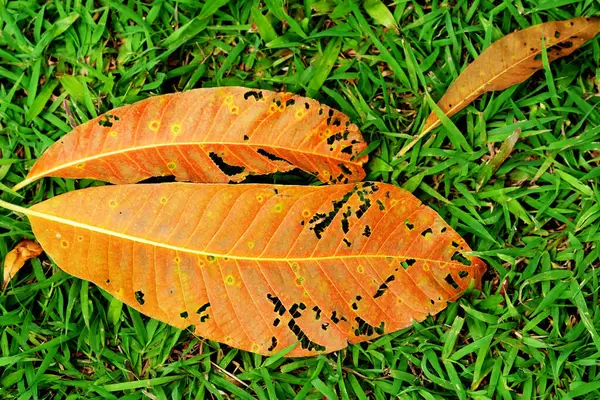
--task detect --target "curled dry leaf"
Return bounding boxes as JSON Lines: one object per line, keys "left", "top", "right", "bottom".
{"left": 398, "top": 17, "right": 600, "bottom": 157}
{"left": 0, "top": 182, "right": 485, "bottom": 356}
{"left": 14, "top": 87, "right": 367, "bottom": 191}
{"left": 2, "top": 239, "right": 43, "bottom": 289}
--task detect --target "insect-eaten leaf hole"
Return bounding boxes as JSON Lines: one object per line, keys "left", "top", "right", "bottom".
{"left": 458, "top": 270, "right": 469, "bottom": 278}
{"left": 404, "top": 219, "right": 414, "bottom": 230}
{"left": 287, "top": 319, "right": 326, "bottom": 351}
{"left": 420, "top": 228, "right": 433, "bottom": 237}
{"left": 268, "top": 336, "right": 278, "bottom": 351}
{"left": 267, "top": 293, "right": 287, "bottom": 316}
{"left": 444, "top": 274, "right": 460, "bottom": 290}
{"left": 243, "top": 90, "right": 262, "bottom": 100}
{"left": 134, "top": 290, "right": 145, "bottom": 305}
{"left": 208, "top": 152, "right": 245, "bottom": 176}
{"left": 196, "top": 302, "right": 210, "bottom": 314}
{"left": 451, "top": 251, "right": 472, "bottom": 266}
{"left": 354, "top": 317, "right": 384, "bottom": 337}
{"left": 257, "top": 148, "right": 291, "bottom": 163}
{"left": 180, "top": 311, "right": 189, "bottom": 318}
{"left": 401, "top": 259, "right": 416, "bottom": 269}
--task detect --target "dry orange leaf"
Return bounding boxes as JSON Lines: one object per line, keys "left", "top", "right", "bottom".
{"left": 398, "top": 17, "right": 600, "bottom": 157}
{"left": 0, "top": 182, "right": 485, "bottom": 356}
{"left": 2, "top": 239, "right": 43, "bottom": 289}
{"left": 14, "top": 87, "right": 367, "bottom": 191}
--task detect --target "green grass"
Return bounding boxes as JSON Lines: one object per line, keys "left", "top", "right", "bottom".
{"left": 1, "top": 0, "right": 600, "bottom": 398}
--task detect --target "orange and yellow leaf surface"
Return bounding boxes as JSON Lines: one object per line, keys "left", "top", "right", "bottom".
{"left": 398, "top": 17, "right": 600, "bottom": 157}
{"left": 15, "top": 87, "right": 368, "bottom": 190}
{"left": 1, "top": 182, "right": 485, "bottom": 356}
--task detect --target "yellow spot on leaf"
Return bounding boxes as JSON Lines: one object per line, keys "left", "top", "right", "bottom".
{"left": 291, "top": 262, "right": 299, "bottom": 272}
{"left": 224, "top": 274, "right": 236, "bottom": 286}
{"left": 109, "top": 130, "right": 118, "bottom": 137}
{"left": 357, "top": 265, "right": 365, "bottom": 274}
{"left": 77, "top": 236, "right": 83, "bottom": 241}
{"left": 295, "top": 109, "right": 305, "bottom": 120}
{"left": 230, "top": 105, "right": 239, "bottom": 114}
{"left": 251, "top": 343, "right": 260, "bottom": 352}
{"left": 295, "top": 276, "right": 304, "bottom": 286}
{"left": 167, "top": 162, "right": 176, "bottom": 170}
{"left": 76, "top": 163, "right": 85, "bottom": 169}
{"left": 302, "top": 209, "right": 311, "bottom": 218}
{"left": 60, "top": 240, "right": 69, "bottom": 248}
{"left": 149, "top": 120, "right": 160, "bottom": 132}
{"left": 423, "top": 263, "right": 430, "bottom": 271}
{"left": 247, "top": 241, "right": 254, "bottom": 249}
{"left": 160, "top": 196, "right": 168, "bottom": 205}
{"left": 224, "top": 95, "right": 233, "bottom": 105}
{"left": 170, "top": 124, "right": 181, "bottom": 135}
{"left": 174, "top": 257, "right": 180, "bottom": 264}
{"left": 109, "top": 200, "right": 117, "bottom": 208}
{"left": 274, "top": 204, "right": 283, "bottom": 213}
{"left": 269, "top": 103, "right": 278, "bottom": 113}
{"left": 256, "top": 195, "right": 264, "bottom": 203}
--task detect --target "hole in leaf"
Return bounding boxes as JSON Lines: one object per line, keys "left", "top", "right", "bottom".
{"left": 180, "top": 311, "right": 188, "bottom": 318}
{"left": 200, "top": 314, "right": 210, "bottom": 322}
{"left": 257, "top": 148, "right": 291, "bottom": 163}
{"left": 363, "top": 225, "right": 371, "bottom": 237}
{"left": 554, "top": 30, "right": 560, "bottom": 38}
{"left": 405, "top": 220, "right": 414, "bottom": 230}
{"left": 313, "top": 306, "right": 322, "bottom": 320}
{"left": 458, "top": 270, "right": 469, "bottom": 278}
{"left": 338, "top": 163, "right": 353, "bottom": 175}
{"left": 208, "top": 152, "right": 245, "bottom": 176}
{"left": 273, "top": 318, "right": 280, "bottom": 327}
{"left": 135, "top": 290, "right": 145, "bottom": 305}
{"left": 196, "top": 302, "right": 210, "bottom": 313}
{"left": 243, "top": 90, "right": 261, "bottom": 100}
{"left": 451, "top": 251, "right": 472, "bottom": 266}
{"left": 267, "top": 336, "right": 278, "bottom": 351}
{"left": 444, "top": 274, "right": 460, "bottom": 290}
{"left": 421, "top": 228, "right": 433, "bottom": 237}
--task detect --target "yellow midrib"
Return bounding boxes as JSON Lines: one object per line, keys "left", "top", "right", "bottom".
{"left": 0, "top": 199, "right": 463, "bottom": 266}
{"left": 424, "top": 22, "right": 593, "bottom": 133}
{"left": 17, "top": 140, "right": 365, "bottom": 189}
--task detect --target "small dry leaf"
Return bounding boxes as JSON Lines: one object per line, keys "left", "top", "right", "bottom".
{"left": 398, "top": 17, "right": 600, "bottom": 157}
{"left": 2, "top": 240, "right": 43, "bottom": 289}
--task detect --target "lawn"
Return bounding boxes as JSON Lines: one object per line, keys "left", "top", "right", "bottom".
{"left": 1, "top": 0, "right": 600, "bottom": 399}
